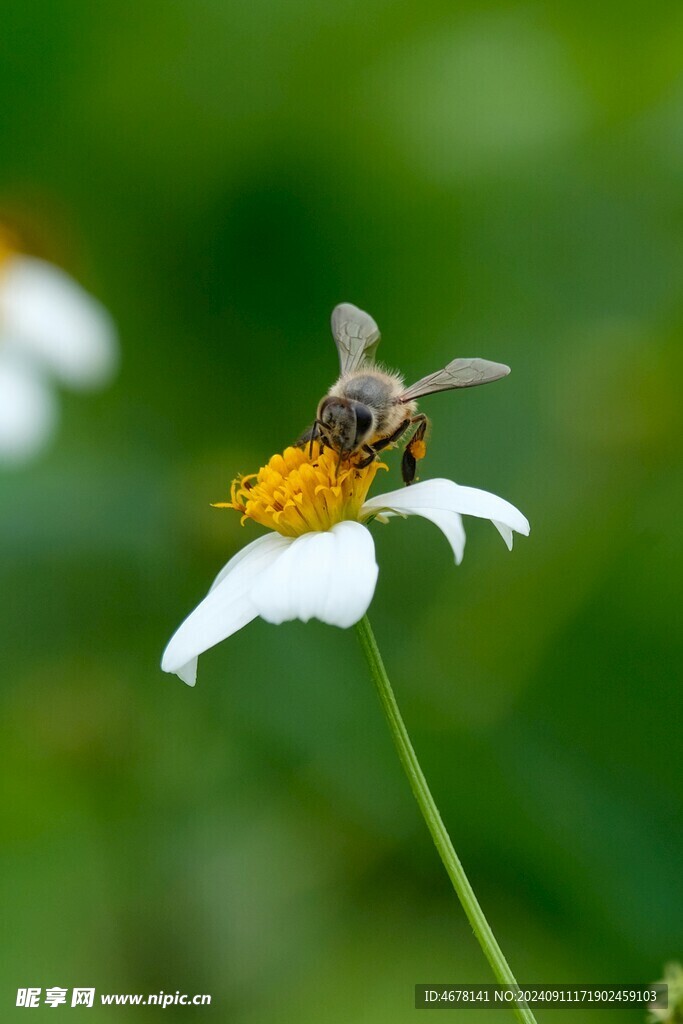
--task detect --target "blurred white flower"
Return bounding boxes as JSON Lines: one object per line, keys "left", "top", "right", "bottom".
{"left": 648, "top": 962, "right": 683, "bottom": 1023}
{"left": 0, "top": 239, "right": 118, "bottom": 463}
{"left": 162, "top": 445, "right": 529, "bottom": 685}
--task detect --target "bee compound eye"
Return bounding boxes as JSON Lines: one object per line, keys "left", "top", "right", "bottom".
{"left": 353, "top": 403, "right": 374, "bottom": 445}
{"left": 318, "top": 398, "right": 333, "bottom": 424}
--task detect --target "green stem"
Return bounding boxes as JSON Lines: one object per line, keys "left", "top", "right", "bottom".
{"left": 355, "top": 614, "right": 538, "bottom": 1024}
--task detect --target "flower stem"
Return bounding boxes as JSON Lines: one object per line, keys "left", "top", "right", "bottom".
{"left": 355, "top": 614, "right": 538, "bottom": 1024}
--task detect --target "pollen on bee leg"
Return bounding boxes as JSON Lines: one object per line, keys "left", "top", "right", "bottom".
{"left": 409, "top": 439, "right": 427, "bottom": 461}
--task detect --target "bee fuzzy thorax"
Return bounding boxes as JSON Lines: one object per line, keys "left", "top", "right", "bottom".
{"left": 327, "top": 367, "right": 416, "bottom": 438}
{"left": 329, "top": 366, "right": 405, "bottom": 405}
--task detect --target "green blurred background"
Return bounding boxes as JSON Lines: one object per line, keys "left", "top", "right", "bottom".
{"left": 1, "top": 1, "right": 681, "bottom": 1020}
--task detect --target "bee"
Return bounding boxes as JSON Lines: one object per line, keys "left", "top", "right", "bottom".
{"left": 300, "top": 303, "right": 511, "bottom": 485}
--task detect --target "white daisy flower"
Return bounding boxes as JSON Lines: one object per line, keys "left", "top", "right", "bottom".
{"left": 0, "top": 233, "right": 118, "bottom": 463}
{"left": 162, "top": 445, "right": 529, "bottom": 686}
{"left": 648, "top": 962, "right": 683, "bottom": 1023}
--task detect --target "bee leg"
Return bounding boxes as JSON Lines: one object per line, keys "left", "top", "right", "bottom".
{"left": 401, "top": 415, "right": 429, "bottom": 485}
{"left": 355, "top": 418, "right": 413, "bottom": 470}
{"left": 355, "top": 446, "right": 378, "bottom": 470}
{"left": 373, "top": 418, "right": 412, "bottom": 452}
{"left": 294, "top": 421, "right": 318, "bottom": 450}
{"left": 294, "top": 426, "right": 312, "bottom": 448}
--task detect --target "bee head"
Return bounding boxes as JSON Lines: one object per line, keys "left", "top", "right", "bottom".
{"left": 317, "top": 397, "right": 376, "bottom": 455}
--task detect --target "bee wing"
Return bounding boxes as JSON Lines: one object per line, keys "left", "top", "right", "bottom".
{"left": 400, "top": 358, "right": 510, "bottom": 402}
{"left": 331, "top": 303, "right": 381, "bottom": 374}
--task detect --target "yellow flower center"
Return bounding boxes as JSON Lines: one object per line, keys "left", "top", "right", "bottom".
{"left": 216, "top": 442, "right": 386, "bottom": 537}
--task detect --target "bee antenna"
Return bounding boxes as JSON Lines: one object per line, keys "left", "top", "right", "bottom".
{"left": 310, "top": 419, "right": 328, "bottom": 458}
{"left": 309, "top": 420, "right": 319, "bottom": 459}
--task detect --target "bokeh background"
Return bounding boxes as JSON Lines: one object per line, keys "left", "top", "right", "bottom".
{"left": 1, "top": 1, "right": 682, "bottom": 1020}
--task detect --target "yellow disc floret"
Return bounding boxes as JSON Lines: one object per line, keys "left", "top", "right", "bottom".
{"left": 215, "top": 443, "right": 386, "bottom": 538}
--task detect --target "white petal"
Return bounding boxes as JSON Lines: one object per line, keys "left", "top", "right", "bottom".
{"left": 365, "top": 504, "right": 466, "bottom": 562}
{"left": 0, "top": 355, "right": 57, "bottom": 463}
{"left": 363, "top": 478, "right": 530, "bottom": 542}
{"left": 174, "top": 658, "right": 200, "bottom": 688}
{"left": 161, "top": 533, "right": 291, "bottom": 685}
{"left": 251, "top": 521, "right": 378, "bottom": 628}
{"left": 492, "top": 520, "right": 514, "bottom": 551}
{"left": 413, "top": 508, "right": 467, "bottom": 563}
{"left": 0, "top": 256, "right": 118, "bottom": 387}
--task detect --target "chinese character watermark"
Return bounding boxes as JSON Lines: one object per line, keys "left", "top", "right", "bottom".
{"left": 45, "top": 987, "right": 68, "bottom": 1008}
{"left": 71, "top": 988, "right": 95, "bottom": 1007}
{"left": 16, "top": 988, "right": 41, "bottom": 1008}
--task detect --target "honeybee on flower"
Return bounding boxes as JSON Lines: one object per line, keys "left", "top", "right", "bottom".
{"left": 302, "top": 303, "right": 510, "bottom": 484}
{"left": 162, "top": 303, "right": 529, "bottom": 686}
{"left": 0, "top": 226, "right": 117, "bottom": 464}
